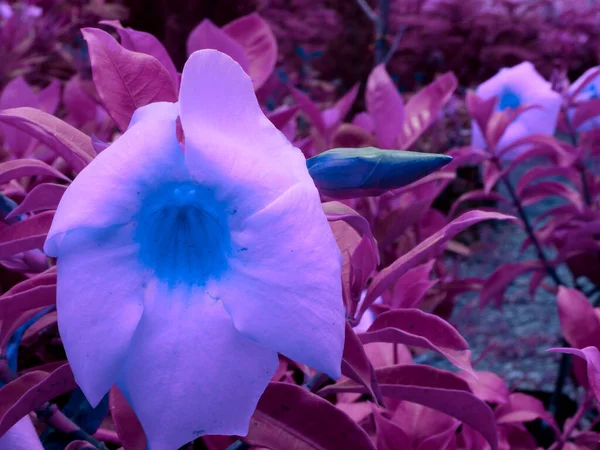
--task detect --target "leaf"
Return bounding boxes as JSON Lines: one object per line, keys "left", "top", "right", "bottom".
{"left": 306, "top": 147, "right": 452, "bottom": 199}
{"left": 320, "top": 365, "right": 498, "bottom": 450}
{"left": 480, "top": 262, "right": 543, "bottom": 308}
{"left": 186, "top": 19, "right": 250, "bottom": 74}
{"left": 38, "top": 79, "right": 61, "bottom": 115}
{"left": 557, "top": 287, "right": 600, "bottom": 349}
{"left": 350, "top": 235, "right": 379, "bottom": 296}
{"left": 568, "top": 67, "right": 600, "bottom": 103}
{"left": 223, "top": 13, "right": 277, "bottom": 90}
{"left": 571, "top": 98, "right": 600, "bottom": 130}
{"left": 466, "top": 91, "right": 498, "bottom": 144}
{"left": 448, "top": 189, "right": 510, "bottom": 219}
{"left": 360, "top": 309, "right": 474, "bottom": 374}
{"left": 0, "top": 108, "right": 95, "bottom": 172}
{"left": 366, "top": 64, "right": 405, "bottom": 148}
{"left": 0, "top": 159, "right": 70, "bottom": 186}
{"left": 456, "top": 371, "right": 509, "bottom": 405}
{"left": 5, "top": 183, "right": 67, "bottom": 220}
{"left": 323, "top": 84, "right": 359, "bottom": 130}
{"left": 291, "top": 88, "right": 326, "bottom": 135}
{"left": 361, "top": 211, "right": 516, "bottom": 316}
{"left": 109, "top": 386, "right": 147, "bottom": 450}
{"left": 495, "top": 393, "right": 557, "bottom": 431}
{"left": 388, "top": 261, "right": 437, "bottom": 309}
{"left": 82, "top": 27, "right": 178, "bottom": 132}
{"left": 322, "top": 202, "right": 376, "bottom": 246}
{"left": 245, "top": 382, "right": 376, "bottom": 450}
{"left": 0, "top": 363, "right": 77, "bottom": 435}
{"left": 331, "top": 123, "right": 378, "bottom": 149}
{"left": 398, "top": 72, "right": 458, "bottom": 150}
{"left": 372, "top": 406, "right": 411, "bottom": 450}
{"left": 515, "top": 166, "right": 577, "bottom": 197}
{"left": 65, "top": 442, "right": 96, "bottom": 450}
{"left": 520, "top": 181, "right": 583, "bottom": 211}
{"left": 341, "top": 323, "right": 382, "bottom": 404}
{"left": 0, "top": 284, "right": 56, "bottom": 321}
{"left": 550, "top": 347, "right": 600, "bottom": 408}
{"left": 484, "top": 105, "right": 540, "bottom": 151}
{"left": 113, "top": 27, "right": 179, "bottom": 88}
{"left": 266, "top": 106, "right": 298, "bottom": 130}
{"left": 0, "top": 211, "right": 54, "bottom": 260}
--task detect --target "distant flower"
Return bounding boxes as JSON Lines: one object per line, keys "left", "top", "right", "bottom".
{"left": 0, "top": 2, "right": 41, "bottom": 21}
{"left": 471, "top": 61, "right": 562, "bottom": 159}
{"left": 568, "top": 66, "right": 600, "bottom": 131}
{"left": 45, "top": 50, "right": 345, "bottom": 449}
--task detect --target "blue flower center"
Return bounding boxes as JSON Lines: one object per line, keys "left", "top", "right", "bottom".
{"left": 497, "top": 89, "right": 521, "bottom": 111}
{"left": 135, "top": 182, "right": 230, "bottom": 287}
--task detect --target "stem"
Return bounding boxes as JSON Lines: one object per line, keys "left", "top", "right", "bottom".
{"left": 303, "top": 372, "right": 331, "bottom": 392}
{"left": 548, "top": 394, "right": 590, "bottom": 450}
{"left": 0, "top": 359, "right": 109, "bottom": 450}
{"left": 356, "top": 0, "right": 378, "bottom": 22}
{"left": 374, "top": 0, "right": 390, "bottom": 65}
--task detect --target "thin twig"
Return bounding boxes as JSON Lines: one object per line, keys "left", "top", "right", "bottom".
{"left": 383, "top": 25, "right": 407, "bottom": 65}
{"left": 356, "top": 0, "right": 378, "bottom": 22}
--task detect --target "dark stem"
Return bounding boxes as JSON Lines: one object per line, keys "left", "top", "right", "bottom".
{"left": 374, "top": 0, "right": 390, "bottom": 65}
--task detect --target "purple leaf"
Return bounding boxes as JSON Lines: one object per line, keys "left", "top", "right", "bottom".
{"left": 480, "top": 262, "right": 543, "bottom": 308}
{"left": 362, "top": 211, "right": 516, "bottom": 316}
{"left": 321, "top": 365, "right": 498, "bottom": 450}
{"left": 568, "top": 67, "right": 600, "bottom": 103}
{"left": 360, "top": 309, "right": 474, "bottom": 374}
{"left": 323, "top": 84, "right": 359, "bottom": 130}
{"left": 388, "top": 261, "right": 437, "bottom": 309}
{"left": 331, "top": 124, "right": 378, "bottom": 149}
{"left": 186, "top": 19, "right": 250, "bottom": 74}
{"left": 557, "top": 287, "right": 600, "bottom": 349}
{"left": 372, "top": 406, "right": 411, "bottom": 450}
{"left": 448, "top": 190, "right": 510, "bottom": 219}
{"left": 0, "top": 107, "right": 95, "bottom": 172}
{"left": 38, "top": 80, "right": 61, "bottom": 115}
{"left": 0, "top": 363, "right": 77, "bottom": 436}
{"left": 495, "top": 393, "right": 557, "bottom": 431}
{"left": 322, "top": 202, "right": 376, "bottom": 248}
{"left": 572, "top": 99, "right": 600, "bottom": 130}
{"left": 0, "top": 77, "right": 39, "bottom": 156}
{"left": 466, "top": 91, "right": 498, "bottom": 145}
{"left": 113, "top": 27, "right": 179, "bottom": 88}
{"left": 366, "top": 64, "right": 405, "bottom": 148}
{"left": 0, "top": 159, "right": 70, "bottom": 185}
{"left": 223, "top": 13, "right": 278, "bottom": 90}
{"left": 456, "top": 371, "right": 509, "bottom": 405}
{"left": 246, "top": 382, "right": 376, "bottom": 450}
{"left": 63, "top": 76, "right": 99, "bottom": 127}
{"left": 109, "top": 386, "right": 147, "bottom": 450}
{"left": 291, "top": 88, "right": 327, "bottom": 135}
{"left": 485, "top": 105, "right": 540, "bottom": 151}
{"left": 341, "top": 322, "right": 383, "bottom": 404}
{"left": 350, "top": 235, "right": 379, "bottom": 297}
{"left": 398, "top": 72, "right": 458, "bottom": 150}
{"left": 267, "top": 105, "right": 299, "bottom": 130}
{"left": 0, "top": 284, "right": 56, "bottom": 321}
{"left": 65, "top": 441, "right": 96, "bottom": 450}
{"left": 549, "top": 347, "right": 600, "bottom": 406}
{"left": 515, "top": 166, "right": 577, "bottom": 197}
{"left": 82, "top": 27, "right": 178, "bottom": 132}
{"left": 5, "top": 183, "right": 67, "bottom": 219}
{"left": 0, "top": 211, "right": 53, "bottom": 260}
{"left": 519, "top": 181, "right": 584, "bottom": 211}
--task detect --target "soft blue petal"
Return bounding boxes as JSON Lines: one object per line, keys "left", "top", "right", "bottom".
{"left": 128, "top": 101, "right": 179, "bottom": 129}
{"left": 116, "top": 281, "right": 279, "bottom": 449}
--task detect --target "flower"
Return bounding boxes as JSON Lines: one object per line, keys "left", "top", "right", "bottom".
{"left": 44, "top": 50, "right": 345, "bottom": 449}
{"left": 471, "top": 61, "right": 562, "bottom": 159}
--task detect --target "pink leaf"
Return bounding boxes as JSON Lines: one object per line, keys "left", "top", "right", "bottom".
{"left": 495, "top": 393, "right": 557, "bottom": 431}
{"left": 0, "top": 211, "right": 53, "bottom": 260}
{"left": 0, "top": 284, "right": 55, "bottom": 321}
{"left": 291, "top": 88, "right": 327, "bottom": 135}
{"left": 114, "top": 27, "right": 179, "bottom": 88}
{"left": 223, "top": 13, "right": 277, "bottom": 90}
{"left": 372, "top": 406, "right": 411, "bottom": 450}
{"left": 0, "top": 108, "right": 95, "bottom": 172}
{"left": 0, "top": 159, "right": 69, "bottom": 185}
{"left": 480, "top": 262, "right": 543, "bottom": 308}
{"left": 321, "top": 365, "right": 498, "bottom": 450}
{"left": 266, "top": 106, "right": 299, "bottom": 130}
{"left": 65, "top": 441, "right": 96, "bottom": 450}
{"left": 557, "top": 287, "right": 600, "bottom": 349}
{"left": 360, "top": 309, "right": 474, "bottom": 374}
{"left": 571, "top": 98, "right": 600, "bottom": 130}
{"left": 389, "top": 261, "right": 437, "bottom": 309}
{"left": 485, "top": 105, "right": 540, "bottom": 151}
{"left": 362, "top": 211, "right": 516, "bottom": 315}
{"left": 5, "top": 183, "right": 67, "bottom": 219}
{"left": 550, "top": 347, "right": 600, "bottom": 406}
{"left": 331, "top": 123, "right": 378, "bottom": 149}
{"left": 568, "top": 67, "right": 600, "bottom": 103}
{"left": 246, "top": 382, "right": 376, "bottom": 450}
{"left": 324, "top": 84, "right": 359, "bottom": 130}
{"left": 109, "top": 386, "right": 146, "bottom": 450}
{"left": 519, "top": 181, "right": 583, "bottom": 211}
{"left": 448, "top": 190, "right": 510, "bottom": 219}
{"left": 341, "top": 322, "right": 383, "bottom": 404}
{"left": 0, "top": 363, "right": 77, "bottom": 436}
{"left": 323, "top": 202, "right": 377, "bottom": 252}
{"left": 456, "top": 371, "right": 509, "bottom": 405}
{"left": 398, "top": 72, "right": 458, "bottom": 150}
{"left": 186, "top": 19, "right": 249, "bottom": 73}
{"left": 82, "top": 27, "right": 178, "bottom": 132}
{"left": 466, "top": 91, "right": 497, "bottom": 141}
{"left": 350, "top": 235, "right": 379, "bottom": 297}
{"left": 38, "top": 80, "right": 61, "bottom": 115}
{"left": 515, "top": 166, "right": 577, "bottom": 197}
{"left": 366, "top": 64, "right": 405, "bottom": 148}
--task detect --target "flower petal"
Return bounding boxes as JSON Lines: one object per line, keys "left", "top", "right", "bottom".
{"left": 221, "top": 182, "right": 345, "bottom": 379}
{"left": 54, "top": 225, "right": 146, "bottom": 407}
{"left": 179, "top": 49, "right": 309, "bottom": 219}
{"left": 128, "top": 101, "right": 179, "bottom": 128}
{"left": 44, "top": 116, "right": 188, "bottom": 256}
{"left": 116, "top": 281, "right": 278, "bottom": 450}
